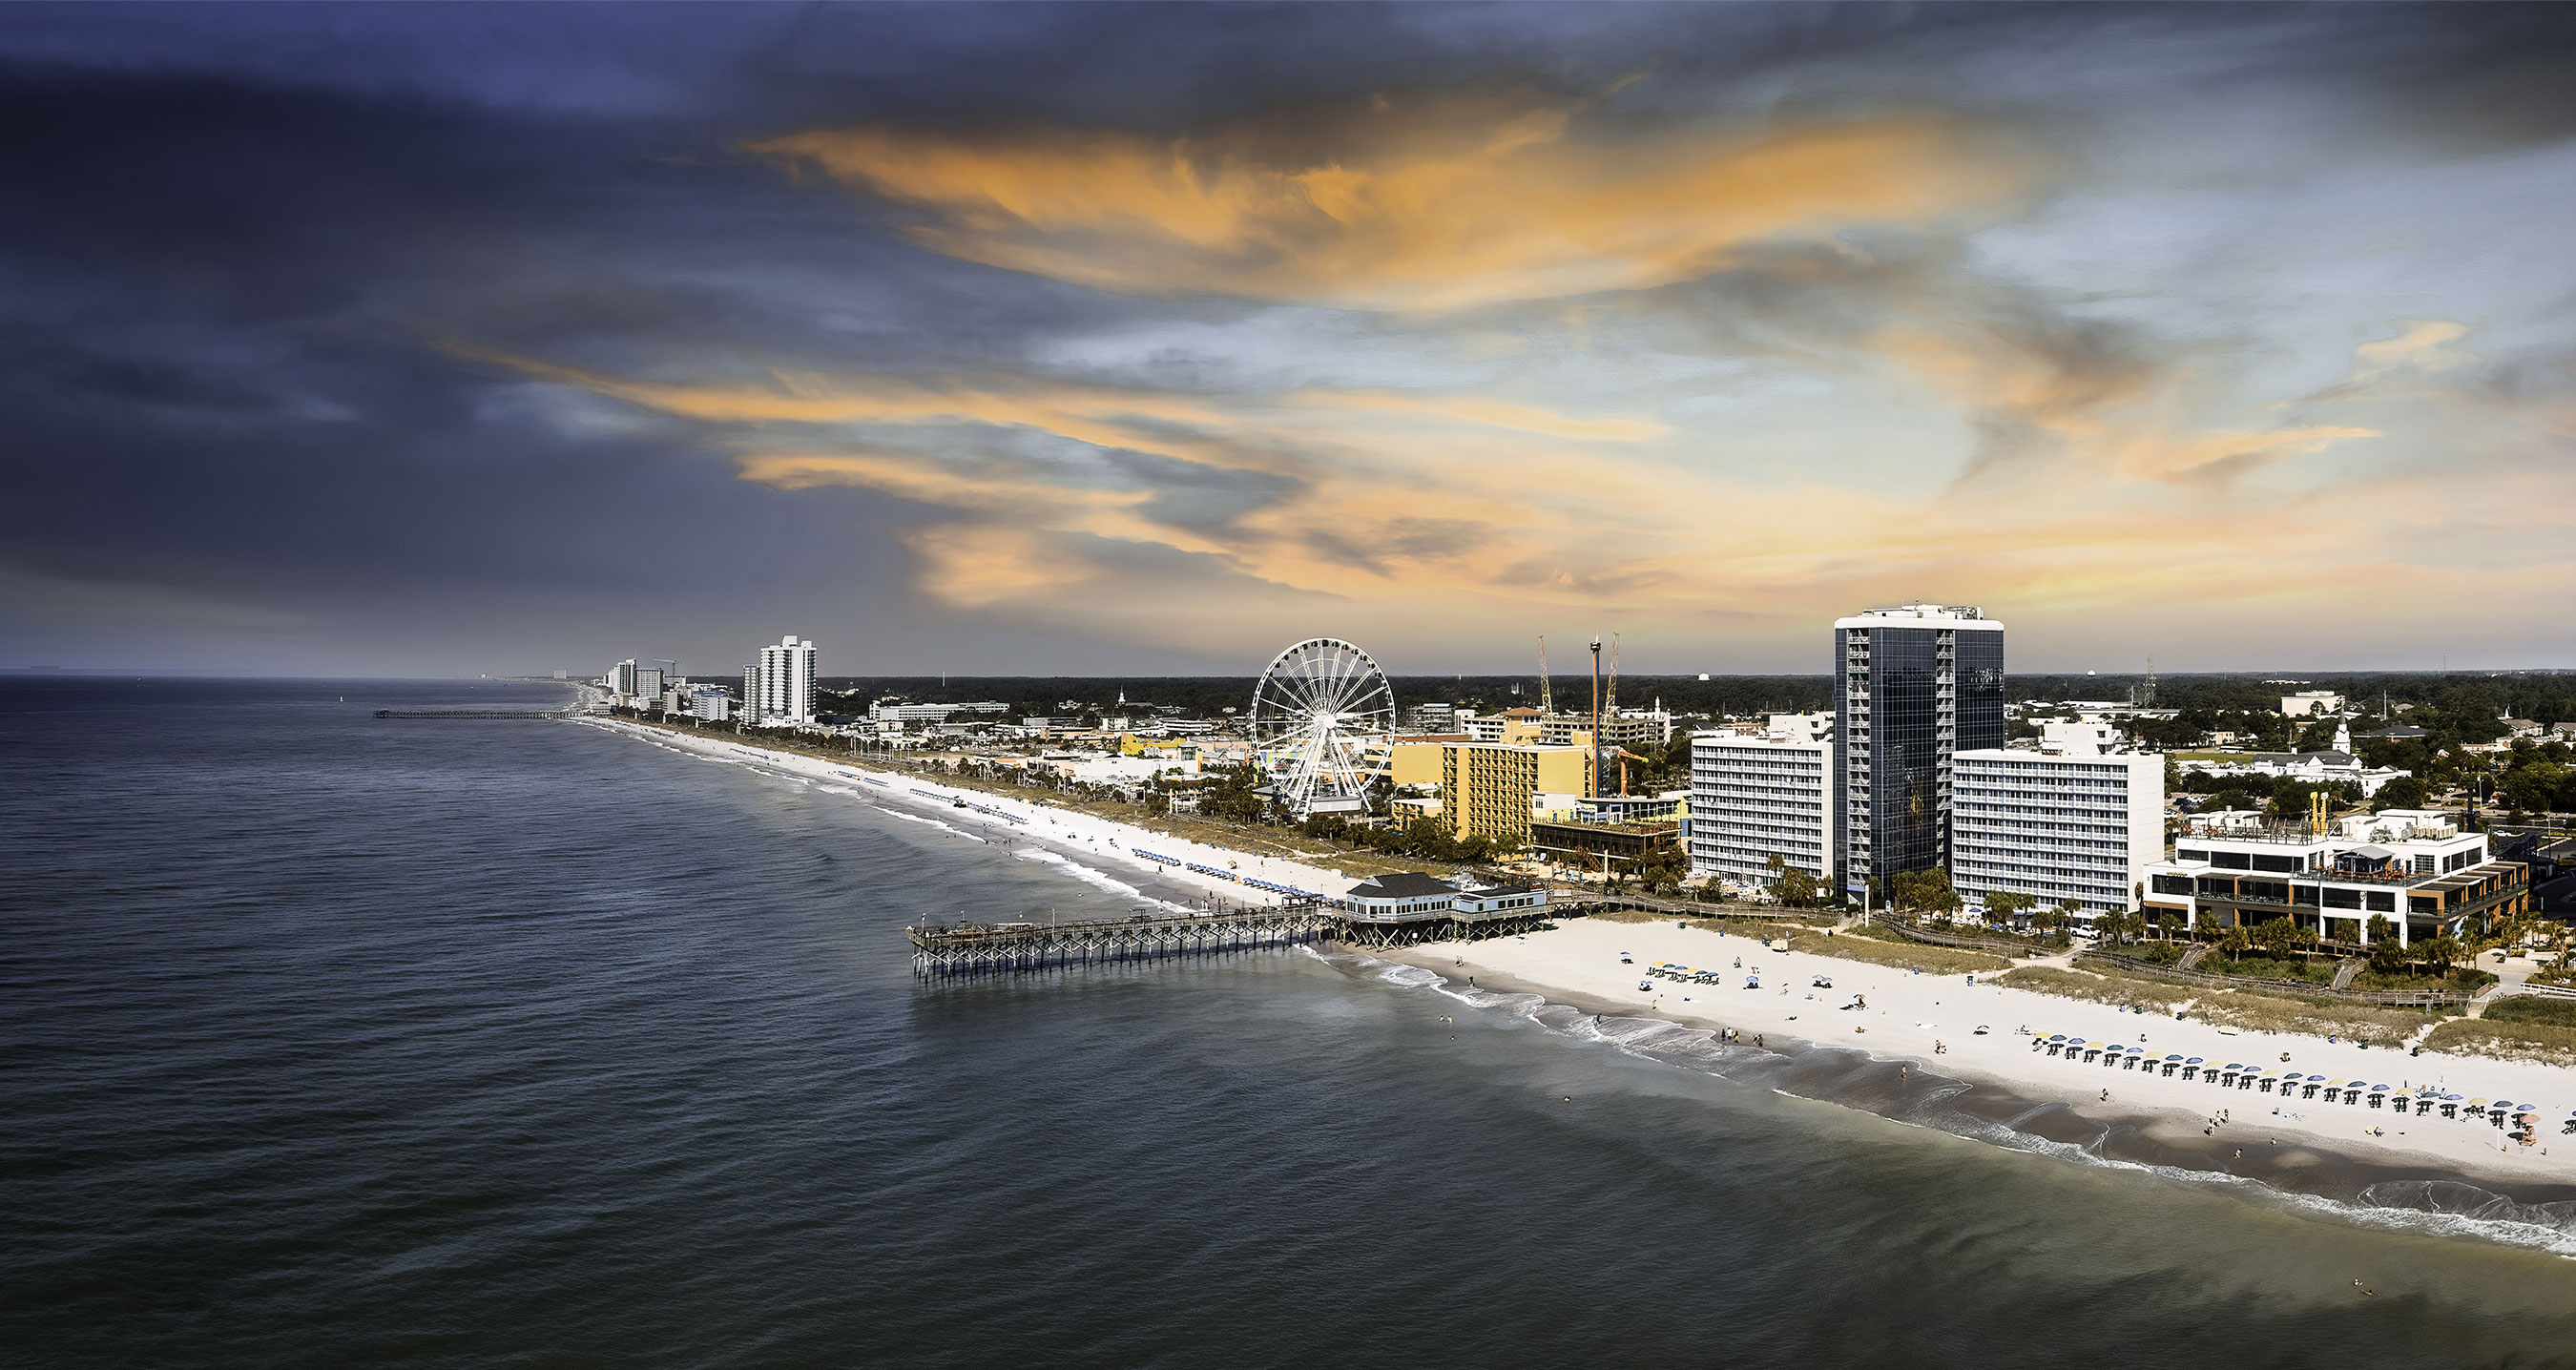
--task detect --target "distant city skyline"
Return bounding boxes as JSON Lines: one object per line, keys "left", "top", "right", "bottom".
{"left": 5, "top": 6, "right": 2573, "bottom": 676}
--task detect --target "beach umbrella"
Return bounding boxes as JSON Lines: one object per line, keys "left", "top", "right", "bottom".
{"left": 2186, "top": 1057, "right": 2204, "bottom": 1065}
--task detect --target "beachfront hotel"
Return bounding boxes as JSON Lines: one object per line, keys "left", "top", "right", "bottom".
{"left": 1687, "top": 712, "right": 1838, "bottom": 888}
{"left": 747, "top": 634, "right": 818, "bottom": 725}
{"left": 1390, "top": 738, "right": 1594, "bottom": 844}
{"left": 1950, "top": 722, "right": 2165, "bottom": 917}
{"left": 1833, "top": 604, "right": 2006, "bottom": 896}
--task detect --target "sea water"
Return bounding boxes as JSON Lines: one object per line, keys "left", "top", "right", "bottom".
{"left": 8, "top": 677, "right": 2576, "bottom": 1369}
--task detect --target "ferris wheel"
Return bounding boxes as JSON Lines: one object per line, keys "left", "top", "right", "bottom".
{"left": 1249, "top": 637, "right": 1396, "bottom": 815}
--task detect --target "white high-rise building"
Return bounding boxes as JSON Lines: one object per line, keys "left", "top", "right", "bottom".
{"left": 607, "top": 659, "right": 638, "bottom": 696}
{"left": 1689, "top": 714, "right": 1839, "bottom": 889}
{"left": 756, "top": 635, "right": 817, "bottom": 724}
{"left": 1949, "top": 722, "right": 2164, "bottom": 920}
{"left": 634, "top": 667, "right": 664, "bottom": 702}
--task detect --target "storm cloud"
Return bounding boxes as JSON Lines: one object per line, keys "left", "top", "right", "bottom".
{"left": 4, "top": 4, "right": 2572, "bottom": 675}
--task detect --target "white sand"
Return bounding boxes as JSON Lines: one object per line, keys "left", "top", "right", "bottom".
{"left": 579, "top": 719, "right": 1353, "bottom": 910}
{"left": 582, "top": 719, "right": 2576, "bottom": 1185}
{"left": 1392, "top": 917, "right": 2576, "bottom": 1185}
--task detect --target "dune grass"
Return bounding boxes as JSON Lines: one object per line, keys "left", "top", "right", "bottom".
{"left": 2420, "top": 1019, "right": 2576, "bottom": 1067}
{"left": 2190, "top": 995, "right": 2446, "bottom": 1048}
{"left": 1994, "top": 965, "right": 2450, "bottom": 1047}
{"left": 1994, "top": 966, "right": 2189, "bottom": 1014}
{"left": 1689, "top": 921, "right": 2009, "bottom": 974}
{"left": 2481, "top": 996, "right": 2576, "bottom": 1028}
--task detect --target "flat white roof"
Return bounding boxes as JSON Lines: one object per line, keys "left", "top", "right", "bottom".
{"left": 1835, "top": 604, "right": 2003, "bottom": 630}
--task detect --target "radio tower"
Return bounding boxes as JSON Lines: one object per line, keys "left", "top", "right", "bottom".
{"left": 2144, "top": 653, "right": 2156, "bottom": 709}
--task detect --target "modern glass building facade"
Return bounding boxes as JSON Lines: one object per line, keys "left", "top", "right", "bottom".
{"left": 1831, "top": 605, "right": 2005, "bottom": 893}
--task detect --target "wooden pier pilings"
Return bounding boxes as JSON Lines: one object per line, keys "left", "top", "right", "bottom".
{"left": 906, "top": 897, "right": 1569, "bottom": 977}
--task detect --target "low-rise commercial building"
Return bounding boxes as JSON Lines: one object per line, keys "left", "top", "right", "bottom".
{"left": 1342, "top": 872, "right": 1548, "bottom": 928}
{"left": 2140, "top": 811, "right": 2529, "bottom": 945}
{"left": 1529, "top": 820, "right": 1677, "bottom": 864}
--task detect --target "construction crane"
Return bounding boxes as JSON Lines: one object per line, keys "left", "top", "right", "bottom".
{"left": 1589, "top": 637, "right": 1605, "bottom": 798}
{"left": 1608, "top": 746, "right": 1654, "bottom": 796}
{"left": 1537, "top": 636, "right": 1551, "bottom": 715}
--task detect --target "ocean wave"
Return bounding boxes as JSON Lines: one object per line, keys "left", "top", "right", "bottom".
{"left": 1017, "top": 849, "right": 1189, "bottom": 911}
{"left": 1342, "top": 950, "right": 2576, "bottom": 1260}
{"left": 882, "top": 810, "right": 981, "bottom": 841}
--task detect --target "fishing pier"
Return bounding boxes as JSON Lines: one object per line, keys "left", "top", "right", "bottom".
{"left": 906, "top": 895, "right": 1566, "bottom": 977}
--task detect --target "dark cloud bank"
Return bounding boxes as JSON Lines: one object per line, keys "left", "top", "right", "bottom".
{"left": 2, "top": 3, "right": 2569, "bottom": 674}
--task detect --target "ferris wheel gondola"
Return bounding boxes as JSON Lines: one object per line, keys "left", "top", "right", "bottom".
{"left": 1249, "top": 638, "right": 1396, "bottom": 816}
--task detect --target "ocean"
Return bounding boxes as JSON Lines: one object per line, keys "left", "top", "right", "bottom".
{"left": 8, "top": 676, "right": 2576, "bottom": 1369}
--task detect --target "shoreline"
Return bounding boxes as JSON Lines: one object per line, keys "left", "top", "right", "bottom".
{"left": 577, "top": 717, "right": 2576, "bottom": 1218}
{"left": 1374, "top": 920, "right": 2576, "bottom": 1200}
{"left": 573, "top": 716, "right": 1358, "bottom": 915}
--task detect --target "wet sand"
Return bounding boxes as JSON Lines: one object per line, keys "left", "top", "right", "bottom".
{"left": 1383, "top": 927, "right": 2576, "bottom": 1210}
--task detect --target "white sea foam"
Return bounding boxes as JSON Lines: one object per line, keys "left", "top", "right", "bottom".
{"left": 1341, "top": 949, "right": 2576, "bottom": 1259}
{"left": 882, "top": 810, "right": 980, "bottom": 841}
{"left": 1016, "top": 849, "right": 1189, "bottom": 910}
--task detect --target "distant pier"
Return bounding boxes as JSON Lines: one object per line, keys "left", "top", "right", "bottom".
{"left": 374, "top": 709, "right": 571, "bottom": 719}
{"left": 907, "top": 897, "right": 1566, "bottom": 977}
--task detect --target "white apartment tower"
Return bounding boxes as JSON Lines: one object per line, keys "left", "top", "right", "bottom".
{"left": 1949, "top": 722, "right": 2164, "bottom": 919}
{"left": 756, "top": 635, "right": 817, "bottom": 724}
{"left": 1689, "top": 714, "right": 1839, "bottom": 889}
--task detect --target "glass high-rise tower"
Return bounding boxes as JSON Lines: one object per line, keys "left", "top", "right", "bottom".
{"left": 1832, "top": 605, "right": 2005, "bottom": 894}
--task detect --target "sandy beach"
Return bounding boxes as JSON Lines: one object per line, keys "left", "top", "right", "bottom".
{"left": 578, "top": 718, "right": 1355, "bottom": 914}
{"left": 582, "top": 717, "right": 2576, "bottom": 1194}
{"left": 1385, "top": 916, "right": 2576, "bottom": 1189}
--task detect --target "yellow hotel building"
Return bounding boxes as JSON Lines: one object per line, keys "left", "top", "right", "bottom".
{"left": 1392, "top": 739, "right": 1594, "bottom": 844}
